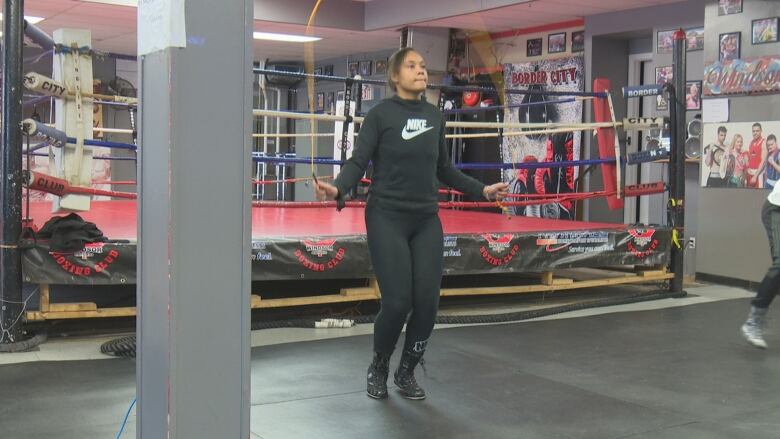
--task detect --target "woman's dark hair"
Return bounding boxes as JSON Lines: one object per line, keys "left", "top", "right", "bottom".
{"left": 386, "top": 47, "right": 418, "bottom": 91}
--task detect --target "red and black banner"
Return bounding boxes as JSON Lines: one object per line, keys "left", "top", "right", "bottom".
{"left": 23, "top": 242, "right": 133, "bottom": 285}
{"left": 22, "top": 227, "right": 670, "bottom": 284}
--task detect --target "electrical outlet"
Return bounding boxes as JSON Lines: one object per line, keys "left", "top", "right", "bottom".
{"left": 688, "top": 237, "right": 696, "bottom": 249}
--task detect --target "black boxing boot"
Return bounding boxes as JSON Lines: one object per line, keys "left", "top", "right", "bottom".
{"left": 366, "top": 352, "right": 391, "bottom": 399}
{"left": 393, "top": 349, "right": 426, "bottom": 400}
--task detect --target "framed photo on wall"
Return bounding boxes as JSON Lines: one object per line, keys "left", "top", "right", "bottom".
{"left": 326, "top": 92, "right": 334, "bottom": 114}
{"left": 361, "top": 84, "right": 374, "bottom": 101}
{"left": 700, "top": 121, "right": 780, "bottom": 189}
{"left": 316, "top": 92, "right": 324, "bottom": 112}
{"left": 657, "top": 30, "right": 675, "bottom": 54}
{"left": 685, "top": 81, "right": 702, "bottom": 111}
{"left": 359, "top": 60, "right": 373, "bottom": 76}
{"left": 719, "top": 32, "right": 741, "bottom": 61}
{"left": 337, "top": 91, "right": 345, "bottom": 102}
{"left": 686, "top": 28, "right": 704, "bottom": 51}
{"left": 323, "top": 65, "right": 334, "bottom": 77}
{"left": 571, "top": 31, "right": 584, "bottom": 53}
{"left": 548, "top": 32, "right": 566, "bottom": 53}
{"left": 374, "top": 58, "right": 388, "bottom": 75}
{"left": 752, "top": 17, "right": 779, "bottom": 45}
{"left": 347, "top": 61, "right": 359, "bottom": 77}
{"left": 655, "top": 66, "right": 673, "bottom": 111}
{"left": 526, "top": 38, "right": 542, "bottom": 57}
{"left": 718, "top": 0, "right": 742, "bottom": 16}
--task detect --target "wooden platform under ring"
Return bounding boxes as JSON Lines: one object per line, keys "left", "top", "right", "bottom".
{"left": 25, "top": 267, "right": 673, "bottom": 321}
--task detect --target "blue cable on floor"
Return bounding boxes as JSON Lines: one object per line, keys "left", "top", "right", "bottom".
{"left": 115, "top": 397, "right": 136, "bottom": 439}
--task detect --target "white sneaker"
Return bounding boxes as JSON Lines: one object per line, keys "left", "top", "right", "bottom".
{"left": 741, "top": 322, "right": 768, "bottom": 349}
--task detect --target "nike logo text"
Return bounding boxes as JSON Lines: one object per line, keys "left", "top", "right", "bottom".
{"left": 401, "top": 118, "right": 434, "bottom": 140}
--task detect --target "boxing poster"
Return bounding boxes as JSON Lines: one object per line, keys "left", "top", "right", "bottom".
{"left": 701, "top": 121, "right": 780, "bottom": 189}
{"left": 502, "top": 56, "right": 584, "bottom": 220}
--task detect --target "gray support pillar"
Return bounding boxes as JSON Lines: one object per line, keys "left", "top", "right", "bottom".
{"left": 136, "top": 1, "right": 252, "bottom": 438}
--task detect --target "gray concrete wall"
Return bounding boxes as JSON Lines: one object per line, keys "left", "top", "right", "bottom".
{"left": 696, "top": 0, "right": 780, "bottom": 282}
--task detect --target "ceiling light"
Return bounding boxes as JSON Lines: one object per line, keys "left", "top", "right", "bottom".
{"left": 253, "top": 32, "right": 321, "bottom": 43}
{"left": 0, "top": 14, "right": 45, "bottom": 24}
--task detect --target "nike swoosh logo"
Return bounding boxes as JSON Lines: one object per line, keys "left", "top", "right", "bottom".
{"left": 401, "top": 126, "right": 434, "bottom": 140}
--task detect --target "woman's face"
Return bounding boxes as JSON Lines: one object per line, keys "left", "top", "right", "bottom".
{"left": 734, "top": 135, "right": 743, "bottom": 151}
{"left": 392, "top": 51, "right": 428, "bottom": 95}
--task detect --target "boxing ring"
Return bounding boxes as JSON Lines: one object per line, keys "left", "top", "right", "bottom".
{"left": 13, "top": 25, "right": 685, "bottom": 322}
{"left": 21, "top": 199, "right": 671, "bottom": 320}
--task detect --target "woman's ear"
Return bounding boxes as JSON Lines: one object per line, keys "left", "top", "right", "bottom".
{"left": 390, "top": 71, "right": 399, "bottom": 90}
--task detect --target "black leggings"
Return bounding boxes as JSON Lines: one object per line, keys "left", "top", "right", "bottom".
{"left": 366, "top": 204, "right": 443, "bottom": 355}
{"left": 754, "top": 201, "right": 780, "bottom": 309}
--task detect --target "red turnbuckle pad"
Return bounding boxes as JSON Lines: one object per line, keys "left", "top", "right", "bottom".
{"left": 25, "top": 171, "right": 69, "bottom": 197}
{"left": 624, "top": 182, "right": 665, "bottom": 197}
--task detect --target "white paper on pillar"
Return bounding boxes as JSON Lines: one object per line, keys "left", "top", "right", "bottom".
{"left": 332, "top": 100, "right": 356, "bottom": 177}
{"left": 138, "top": 0, "right": 187, "bottom": 56}
{"left": 53, "top": 29, "right": 96, "bottom": 212}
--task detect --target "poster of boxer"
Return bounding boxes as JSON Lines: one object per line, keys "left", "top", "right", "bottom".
{"left": 502, "top": 56, "right": 584, "bottom": 219}
{"left": 700, "top": 121, "right": 780, "bottom": 189}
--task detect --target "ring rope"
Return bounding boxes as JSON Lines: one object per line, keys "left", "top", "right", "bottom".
{"left": 252, "top": 68, "right": 609, "bottom": 98}
{"left": 443, "top": 96, "right": 594, "bottom": 115}
{"left": 252, "top": 155, "right": 620, "bottom": 170}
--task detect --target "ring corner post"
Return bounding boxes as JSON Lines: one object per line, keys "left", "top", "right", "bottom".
{"left": 0, "top": 0, "right": 26, "bottom": 347}
{"left": 668, "top": 28, "right": 687, "bottom": 295}
{"left": 591, "top": 78, "right": 623, "bottom": 211}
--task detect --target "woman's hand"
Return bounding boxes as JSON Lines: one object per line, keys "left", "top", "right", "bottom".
{"left": 483, "top": 182, "right": 509, "bottom": 201}
{"left": 314, "top": 180, "right": 339, "bottom": 201}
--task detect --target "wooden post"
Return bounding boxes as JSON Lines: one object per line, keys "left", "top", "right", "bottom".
{"left": 39, "top": 283, "right": 50, "bottom": 312}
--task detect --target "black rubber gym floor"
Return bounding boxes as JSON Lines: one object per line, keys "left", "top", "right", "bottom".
{"left": 2, "top": 298, "right": 779, "bottom": 439}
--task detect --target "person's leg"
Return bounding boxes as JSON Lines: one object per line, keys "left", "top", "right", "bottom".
{"left": 742, "top": 201, "right": 780, "bottom": 348}
{"left": 367, "top": 208, "right": 414, "bottom": 354}
{"left": 395, "top": 213, "right": 444, "bottom": 400}
{"left": 365, "top": 205, "right": 414, "bottom": 398}
{"left": 752, "top": 201, "right": 780, "bottom": 309}
{"left": 404, "top": 214, "right": 444, "bottom": 353}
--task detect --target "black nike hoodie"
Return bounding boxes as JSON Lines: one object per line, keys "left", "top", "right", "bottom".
{"left": 333, "top": 95, "right": 486, "bottom": 213}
